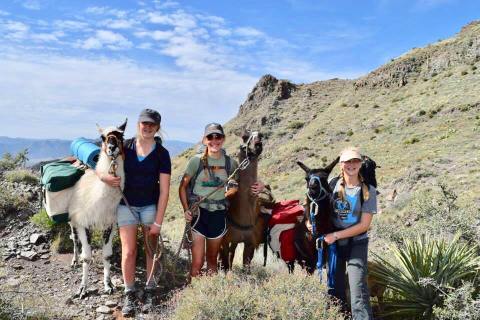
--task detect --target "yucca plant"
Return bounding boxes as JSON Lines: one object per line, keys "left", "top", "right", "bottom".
{"left": 370, "top": 234, "right": 480, "bottom": 319}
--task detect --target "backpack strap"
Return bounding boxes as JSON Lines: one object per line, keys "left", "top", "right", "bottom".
{"left": 224, "top": 154, "right": 232, "bottom": 177}
{"left": 328, "top": 175, "right": 340, "bottom": 192}
{"left": 124, "top": 138, "right": 135, "bottom": 149}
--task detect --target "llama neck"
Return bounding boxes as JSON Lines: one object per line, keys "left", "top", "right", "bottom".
{"left": 96, "top": 151, "right": 125, "bottom": 188}
{"left": 231, "top": 153, "right": 258, "bottom": 225}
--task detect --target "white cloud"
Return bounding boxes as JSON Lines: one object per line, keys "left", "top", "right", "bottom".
{"left": 22, "top": 0, "right": 41, "bottom": 10}
{"left": 148, "top": 12, "right": 173, "bottom": 24}
{"left": 80, "top": 30, "right": 132, "bottom": 50}
{"left": 31, "top": 31, "right": 63, "bottom": 42}
{"left": 0, "top": 52, "right": 256, "bottom": 141}
{"left": 235, "top": 27, "right": 264, "bottom": 38}
{"left": 137, "top": 42, "right": 153, "bottom": 49}
{"left": 101, "top": 19, "right": 135, "bottom": 29}
{"left": 135, "top": 29, "right": 174, "bottom": 41}
{"left": 85, "top": 6, "right": 126, "bottom": 18}
{"left": 3, "top": 21, "right": 30, "bottom": 40}
{"left": 53, "top": 20, "right": 89, "bottom": 31}
{"left": 148, "top": 11, "right": 197, "bottom": 30}
{"left": 153, "top": 0, "right": 179, "bottom": 9}
{"left": 214, "top": 28, "right": 231, "bottom": 37}
{"left": 0, "top": 10, "right": 9, "bottom": 16}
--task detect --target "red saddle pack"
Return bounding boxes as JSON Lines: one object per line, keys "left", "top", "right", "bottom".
{"left": 268, "top": 200, "right": 304, "bottom": 262}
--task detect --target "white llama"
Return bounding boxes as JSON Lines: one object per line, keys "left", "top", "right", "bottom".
{"left": 68, "top": 120, "right": 126, "bottom": 299}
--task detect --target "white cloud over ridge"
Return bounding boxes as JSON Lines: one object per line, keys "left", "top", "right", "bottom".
{"left": 0, "top": 51, "right": 256, "bottom": 141}
{"left": 0, "top": 2, "right": 368, "bottom": 140}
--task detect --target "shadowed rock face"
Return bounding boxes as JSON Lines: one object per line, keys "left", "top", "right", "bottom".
{"left": 239, "top": 74, "right": 297, "bottom": 116}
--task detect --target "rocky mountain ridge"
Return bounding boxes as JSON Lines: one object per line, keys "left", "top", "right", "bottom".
{"left": 171, "top": 21, "right": 480, "bottom": 215}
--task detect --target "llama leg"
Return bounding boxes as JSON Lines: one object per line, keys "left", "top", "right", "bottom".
{"left": 243, "top": 243, "right": 255, "bottom": 270}
{"left": 228, "top": 242, "right": 238, "bottom": 271}
{"left": 219, "top": 243, "right": 229, "bottom": 271}
{"left": 287, "top": 261, "right": 295, "bottom": 273}
{"left": 75, "top": 227, "right": 92, "bottom": 299}
{"left": 102, "top": 226, "right": 115, "bottom": 294}
{"left": 70, "top": 223, "right": 81, "bottom": 267}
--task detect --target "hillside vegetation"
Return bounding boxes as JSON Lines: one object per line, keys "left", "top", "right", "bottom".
{"left": 161, "top": 22, "right": 480, "bottom": 318}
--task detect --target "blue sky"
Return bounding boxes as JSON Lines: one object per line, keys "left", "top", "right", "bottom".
{"left": 0, "top": 0, "right": 479, "bottom": 142}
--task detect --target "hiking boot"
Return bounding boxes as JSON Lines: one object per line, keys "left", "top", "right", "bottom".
{"left": 122, "top": 291, "right": 136, "bottom": 316}
{"left": 142, "top": 288, "right": 156, "bottom": 313}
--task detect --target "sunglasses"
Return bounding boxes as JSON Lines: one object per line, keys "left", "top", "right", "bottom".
{"left": 206, "top": 134, "right": 224, "bottom": 141}
{"left": 141, "top": 121, "right": 158, "bottom": 127}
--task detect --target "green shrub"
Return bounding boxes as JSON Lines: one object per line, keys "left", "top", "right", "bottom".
{"left": 346, "top": 129, "right": 354, "bottom": 136}
{"left": 0, "top": 185, "right": 29, "bottom": 215}
{"left": 31, "top": 208, "right": 56, "bottom": 230}
{"left": 287, "top": 121, "right": 305, "bottom": 130}
{"left": 371, "top": 235, "right": 480, "bottom": 319}
{"left": 0, "top": 149, "right": 29, "bottom": 172}
{"left": 172, "top": 268, "right": 344, "bottom": 320}
{"left": 417, "top": 110, "right": 426, "bottom": 116}
{"left": 461, "top": 70, "right": 468, "bottom": 76}
{"left": 404, "top": 137, "right": 420, "bottom": 145}
{"left": 4, "top": 169, "right": 38, "bottom": 185}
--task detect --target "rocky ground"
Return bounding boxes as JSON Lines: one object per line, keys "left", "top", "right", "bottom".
{"left": 0, "top": 192, "right": 187, "bottom": 320}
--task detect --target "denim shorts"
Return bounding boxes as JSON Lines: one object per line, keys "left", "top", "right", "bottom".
{"left": 117, "top": 204, "right": 157, "bottom": 227}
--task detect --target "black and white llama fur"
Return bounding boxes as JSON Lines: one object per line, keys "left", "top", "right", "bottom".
{"left": 69, "top": 120, "right": 126, "bottom": 299}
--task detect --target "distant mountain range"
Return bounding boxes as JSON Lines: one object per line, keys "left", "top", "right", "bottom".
{"left": 0, "top": 136, "right": 194, "bottom": 165}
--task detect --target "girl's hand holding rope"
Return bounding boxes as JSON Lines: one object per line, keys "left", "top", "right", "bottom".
{"left": 184, "top": 209, "right": 193, "bottom": 222}
{"left": 99, "top": 173, "right": 121, "bottom": 187}
{"left": 148, "top": 223, "right": 161, "bottom": 236}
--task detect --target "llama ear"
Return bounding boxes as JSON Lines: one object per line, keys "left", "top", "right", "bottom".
{"left": 96, "top": 123, "right": 103, "bottom": 135}
{"left": 325, "top": 156, "right": 340, "bottom": 174}
{"left": 118, "top": 118, "right": 127, "bottom": 132}
{"left": 297, "top": 161, "right": 310, "bottom": 173}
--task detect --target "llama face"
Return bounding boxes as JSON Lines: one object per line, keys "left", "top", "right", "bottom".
{"left": 98, "top": 120, "right": 127, "bottom": 159}
{"left": 241, "top": 130, "right": 263, "bottom": 159}
{"left": 297, "top": 157, "right": 339, "bottom": 202}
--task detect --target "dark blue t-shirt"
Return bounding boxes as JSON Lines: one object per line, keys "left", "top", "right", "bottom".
{"left": 121, "top": 138, "right": 171, "bottom": 206}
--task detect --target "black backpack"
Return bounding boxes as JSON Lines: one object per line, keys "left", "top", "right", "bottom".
{"left": 328, "top": 155, "right": 379, "bottom": 199}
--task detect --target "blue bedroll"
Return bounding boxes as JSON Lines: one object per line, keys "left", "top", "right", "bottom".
{"left": 70, "top": 138, "right": 100, "bottom": 169}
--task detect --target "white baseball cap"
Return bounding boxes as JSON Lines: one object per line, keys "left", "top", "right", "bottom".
{"left": 340, "top": 147, "right": 362, "bottom": 162}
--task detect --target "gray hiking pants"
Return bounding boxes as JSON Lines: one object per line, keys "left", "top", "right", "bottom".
{"left": 333, "top": 238, "right": 373, "bottom": 320}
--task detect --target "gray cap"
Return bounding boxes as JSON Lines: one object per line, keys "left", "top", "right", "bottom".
{"left": 138, "top": 108, "right": 161, "bottom": 125}
{"left": 204, "top": 123, "right": 224, "bottom": 137}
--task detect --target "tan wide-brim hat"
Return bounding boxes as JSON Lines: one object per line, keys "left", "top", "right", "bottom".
{"left": 340, "top": 148, "right": 362, "bottom": 162}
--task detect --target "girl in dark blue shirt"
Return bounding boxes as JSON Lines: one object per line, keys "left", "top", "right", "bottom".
{"left": 101, "top": 109, "right": 171, "bottom": 316}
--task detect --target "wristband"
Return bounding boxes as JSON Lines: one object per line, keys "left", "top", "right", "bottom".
{"left": 153, "top": 222, "right": 162, "bottom": 228}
